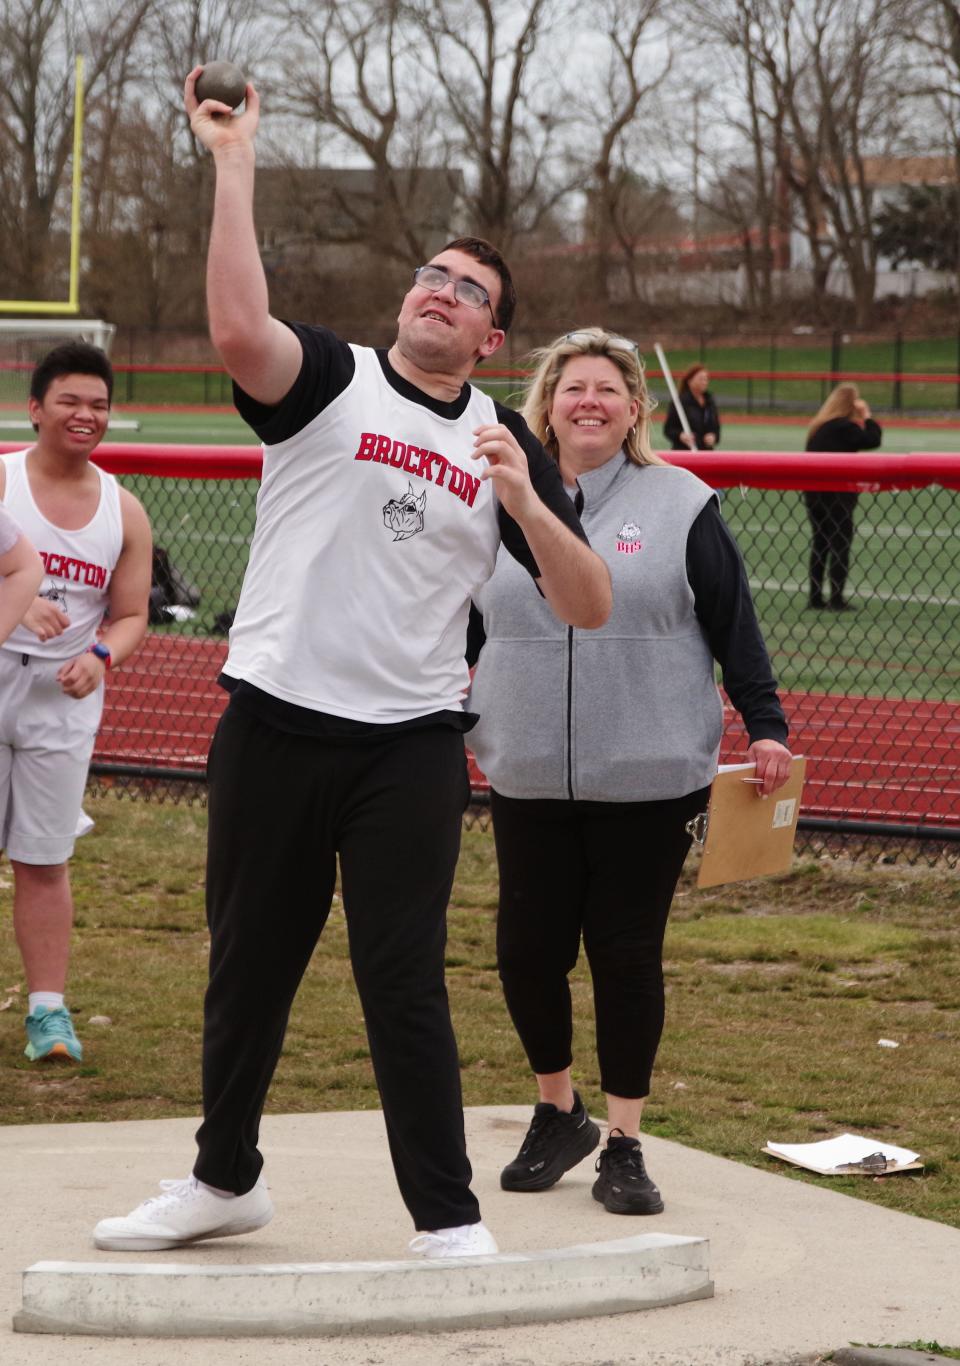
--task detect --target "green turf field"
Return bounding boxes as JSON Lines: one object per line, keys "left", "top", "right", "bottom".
{"left": 4, "top": 331, "right": 956, "bottom": 413}
{"left": 4, "top": 327, "right": 959, "bottom": 412}
{"left": 722, "top": 484, "right": 960, "bottom": 697}
{"left": 100, "top": 410, "right": 960, "bottom": 701}
{"left": 637, "top": 336, "right": 960, "bottom": 415}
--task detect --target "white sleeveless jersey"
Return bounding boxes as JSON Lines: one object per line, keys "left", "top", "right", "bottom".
{"left": 1, "top": 448, "right": 124, "bottom": 660}
{"left": 223, "top": 344, "right": 503, "bottom": 722}
{"left": 0, "top": 502, "right": 22, "bottom": 557}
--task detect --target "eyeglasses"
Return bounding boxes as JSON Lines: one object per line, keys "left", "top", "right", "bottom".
{"left": 564, "top": 331, "right": 639, "bottom": 355}
{"left": 414, "top": 265, "right": 497, "bottom": 324}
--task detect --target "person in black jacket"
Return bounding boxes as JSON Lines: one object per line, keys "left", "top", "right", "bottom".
{"left": 662, "top": 363, "right": 720, "bottom": 450}
{"left": 803, "top": 383, "right": 882, "bottom": 612}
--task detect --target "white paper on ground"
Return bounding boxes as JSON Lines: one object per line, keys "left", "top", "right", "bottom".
{"left": 765, "top": 1132, "right": 919, "bottom": 1173}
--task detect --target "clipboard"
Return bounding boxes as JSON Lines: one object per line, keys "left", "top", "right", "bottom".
{"left": 687, "top": 757, "right": 806, "bottom": 889}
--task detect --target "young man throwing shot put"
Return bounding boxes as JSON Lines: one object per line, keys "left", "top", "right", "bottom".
{"left": 93, "top": 71, "right": 610, "bottom": 1259}
{"left": 1, "top": 343, "right": 152, "bottom": 1064}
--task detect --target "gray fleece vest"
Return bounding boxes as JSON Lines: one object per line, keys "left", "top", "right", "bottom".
{"left": 468, "top": 454, "right": 722, "bottom": 801}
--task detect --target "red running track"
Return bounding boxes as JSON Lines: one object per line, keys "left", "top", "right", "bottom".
{"left": 96, "top": 636, "right": 960, "bottom": 829}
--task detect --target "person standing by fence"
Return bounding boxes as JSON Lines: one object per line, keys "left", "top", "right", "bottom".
{"left": 803, "top": 383, "right": 882, "bottom": 612}
{"left": 467, "top": 328, "right": 790, "bottom": 1216}
{"left": 662, "top": 364, "right": 720, "bottom": 451}
{"left": 0, "top": 342, "right": 152, "bottom": 1064}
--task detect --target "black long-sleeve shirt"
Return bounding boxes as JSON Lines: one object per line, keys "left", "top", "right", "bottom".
{"left": 805, "top": 417, "right": 882, "bottom": 453}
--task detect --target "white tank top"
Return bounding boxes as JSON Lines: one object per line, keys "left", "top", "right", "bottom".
{"left": 223, "top": 345, "right": 503, "bottom": 722}
{"left": 0, "top": 502, "right": 23, "bottom": 557}
{"left": 1, "top": 448, "right": 124, "bottom": 660}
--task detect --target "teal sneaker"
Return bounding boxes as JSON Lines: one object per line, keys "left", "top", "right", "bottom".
{"left": 24, "top": 1005, "right": 83, "bottom": 1062}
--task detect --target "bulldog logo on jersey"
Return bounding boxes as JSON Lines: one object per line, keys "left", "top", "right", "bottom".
{"left": 41, "top": 584, "right": 68, "bottom": 613}
{"left": 616, "top": 520, "right": 642, "bottom": 555}
{"left": 383, "top": 483, "right": 427, "bottom": 541}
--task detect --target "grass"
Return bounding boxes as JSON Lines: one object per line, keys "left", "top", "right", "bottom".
{"left": 845, "top": 1348, "right": 960, "bottom": 1362}
{"left": 1, "top": 796, "right": 958, "bottom": 1232}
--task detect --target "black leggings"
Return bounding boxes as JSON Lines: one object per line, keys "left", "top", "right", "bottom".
{"left": 491, "top": 787, "right": 708, "bottom": 1099}
{"left": 804, "top": 491, "right": 858, "bottom": 601}
{"left": 194, "top": 702, "right": 479, "bottom": 1231}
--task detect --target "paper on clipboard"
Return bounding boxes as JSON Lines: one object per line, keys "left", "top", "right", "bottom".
{"left": 763, "top": 1132, "right": 922, "bottom": 1176}
{"left": 691, "top": 757, "right": 806, "bottom": 889}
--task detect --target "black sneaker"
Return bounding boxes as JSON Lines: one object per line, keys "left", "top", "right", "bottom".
{"left": 592, "top": 1130, "right": 664, "bottom": 1214}
{"left": 500, "top": 1093, "right": 601, "bottom": 1192}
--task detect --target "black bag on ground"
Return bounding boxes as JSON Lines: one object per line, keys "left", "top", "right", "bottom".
{"left": 149, "top": 548, "right": 201, "bottom": 624}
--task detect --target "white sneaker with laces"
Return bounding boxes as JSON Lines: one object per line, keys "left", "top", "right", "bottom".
{"left": 93, "top": 1174, "right": 273, "bottom": 1251}
{"left": 409, "top": 1220, "right": 499, "bottom": 1258}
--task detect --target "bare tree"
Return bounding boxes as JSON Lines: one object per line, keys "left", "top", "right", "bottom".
{"left": 406, "top": 0, "right": 574, "bottom": 252}
{"left": 0, "top": 0, "right": 154, "bottom": 303}
{"left": 269, "top": 0, "right": 447, "bottom": 266}
{"left": 674, "top": 1, "right": 823, "bottom": 314}
{"left": 132, "top": 0, "right": 271, "bottom": 324}
{"left": 578, "top": 0, "right": 668, "bottom": 303}
{"left": 685, "top": 0, "right": 908, "bottom": 324}
{"left": 682, "top": 2, "right": 792, "bottom": 315}
{"left": 899, "top": 0, "right": 960, "bottom": 297}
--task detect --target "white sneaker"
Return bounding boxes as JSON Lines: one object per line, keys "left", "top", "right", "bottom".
{"left": 93, "top": 1175, "right": 273, "bottom": 1251}
{"left": 409, "top": 1220, "right": 499, "bottom": 1258}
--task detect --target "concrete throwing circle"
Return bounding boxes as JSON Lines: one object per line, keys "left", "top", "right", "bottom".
{"left": 16, "top": 1232, "right": 711, "bottom": 1336}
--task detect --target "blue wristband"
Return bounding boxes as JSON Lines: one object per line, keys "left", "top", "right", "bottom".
{"left": 88, "top": 643, "right": 112, "bottom": 669}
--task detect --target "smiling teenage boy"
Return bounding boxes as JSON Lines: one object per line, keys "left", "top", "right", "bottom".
{"left": 0, "top": 343, "right": 152, "bottom": 1064}
{"left": 91, "top": 72, "right": 610, "bottom": 1261}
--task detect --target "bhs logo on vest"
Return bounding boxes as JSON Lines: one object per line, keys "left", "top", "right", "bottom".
{"left": 616, "top": 520, "right": 642, "bottom": 555}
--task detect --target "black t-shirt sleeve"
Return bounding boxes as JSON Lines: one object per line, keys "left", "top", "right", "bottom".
{"left": 232, "top": 323, "right": 356, "bottom": 444}
{"left": 687, "top": 501, "right": 788, "bottom": 745}
{"left": 492, "top": 402, "right": 588, "bottom": 579}
{"left": 465, "top": 601, "right": 486, "bottom": 668}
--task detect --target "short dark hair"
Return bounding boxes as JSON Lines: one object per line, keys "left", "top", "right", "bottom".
{"left": 440, "top": 236, "right": 516, "bottom": 333}
{"left": 30, "top": 341, "right": 114, "bottom": 407}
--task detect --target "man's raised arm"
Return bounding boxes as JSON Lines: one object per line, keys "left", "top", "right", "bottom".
{"left": 184, "top": 70, "right": 302, "bottom": 405}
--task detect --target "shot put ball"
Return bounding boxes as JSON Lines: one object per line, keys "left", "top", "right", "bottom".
{"left": 196, "top": 61, "right": 247, "bottom": 110}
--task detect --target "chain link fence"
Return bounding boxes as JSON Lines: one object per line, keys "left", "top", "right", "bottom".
{"left": 9, "top": 443, "right": 953, "bottom": 866}
{"left": 6, "top": 328, "right": 960, "bottom": 417}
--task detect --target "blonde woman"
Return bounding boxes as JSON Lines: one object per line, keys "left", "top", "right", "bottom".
{"left": 804, "top": 383, "right": 882, "bottom": 611}
{"left": 468, "top": 328, "right": 791, "bottom": 1216}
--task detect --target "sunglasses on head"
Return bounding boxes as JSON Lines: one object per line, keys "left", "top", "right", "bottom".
{"left": 563, "top": 331, "right": 639, "bottom": 355}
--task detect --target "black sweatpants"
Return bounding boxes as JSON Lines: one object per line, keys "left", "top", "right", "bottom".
{"left": 804, "top": 491, "right": 858, "bottom": 602}
{"left": 492, "top": 787, "right": 708, "bottom": 1099}
{"left": 193, "top": 702, "right": 479, "bottom": 1232}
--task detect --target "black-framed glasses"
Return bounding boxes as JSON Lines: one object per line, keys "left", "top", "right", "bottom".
{"left": 414, "top": 264, "right": 497, "bottom": 325}
{"left": 564, "top": 330, "right": 639, "bottom": 355}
